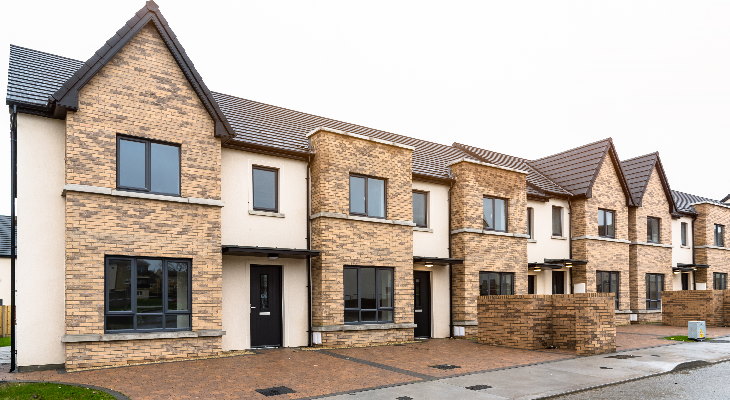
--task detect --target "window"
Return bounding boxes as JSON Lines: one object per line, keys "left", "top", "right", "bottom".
{"left": 412, "top": 191, "right": 428, "bottom": 228}
{"left": 479, "top": 272, "right": 514, "bottom": 295}
{"left": 552, "top": 206, "right": 563, "bottom": 237}
{"left": 715, "top": 224, "right": 725, "bottom": 247}
{"left": 645, "top": 274, "right": 664, "bottom": 310}
{"left": 527, "top": 207, "right": 534, "bottom": 239}
{"left": 714, "top": 273, "right": 728, "bottom": 290}
{"left": 252, "top": 166, "right": 278, "bottom": 212}
{"left": 344, "top": 266, "right": 394, "bottom": 323}
{"left": 598, "top": 209, "right": 616, "bottom": 238}
{"left": 349, "top": 175, "right": 386, "bottom": 218}
{"left": 680, "top": 222, "right": 688, "bottom": 246}
{"left": 483, "top": 197, "right": 507, "bottom": 232}
{"left": 597, "top": 271, "right": 619, "bottom": 309}
{"left": 117, "top": 136, "right": 180, "bottom": 196}
{"left": 646, "top": 217, "right": 661, "bottom": 244}
{"left": 105, "top": 257, "right": 191, "bottom": 332}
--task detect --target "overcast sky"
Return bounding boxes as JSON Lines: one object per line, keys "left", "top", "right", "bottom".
{"left": 1, "top": 0, "right": 729, "bottom": 214}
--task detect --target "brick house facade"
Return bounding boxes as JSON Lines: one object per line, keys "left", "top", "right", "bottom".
{"left": 6, "top": 1, "right": 728, "bottom": 370}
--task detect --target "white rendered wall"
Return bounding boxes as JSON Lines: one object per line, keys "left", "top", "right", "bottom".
{"left": 0, "top": 258, "right": 10, "bottom": 305}
{"left": 412, "top": 181, "right": 450, "bottom": 258}
{"left": 16, "top": 114, "right": 66, "bottom": 367}
{"left": 527, "top": 198, "right": 571, "bottom": 263}
{"left": 671, "top": 217, "right": 695, "bottom": 290}
{"left": 221, "top": 149, "right": 308, "bottom": 249}
{"left": 222, "top": 256, "right": 309, "bottom": 350}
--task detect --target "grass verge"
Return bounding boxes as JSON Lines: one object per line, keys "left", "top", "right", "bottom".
{"left": 0, "top": 337, "right": 10, "bottom": 347}
{"left": 0, "top": 382, "right": 116, "bottom": 399}
{"left": 664, "top": 335, "right": 708, "bottom": 342}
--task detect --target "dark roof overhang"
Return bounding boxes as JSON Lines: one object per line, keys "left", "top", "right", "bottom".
{"left": 49, "top": 1, "right": 234, "bottom": 139}
{"left": 413, "top": 256, "right": 464, "bottom": 265}
{"left": 544, "top": 258, "right": 588, "bottom": 266}
{"left": 676, "top": 263, "right": 710, "bottom": 269}
{"left": 222, "top": 246, "right": 320, "bottom": 259}
{"left": 528, "top": 263, "right": 564, "bottom": 270}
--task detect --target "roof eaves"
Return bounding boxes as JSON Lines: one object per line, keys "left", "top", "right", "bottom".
{"left": 307, "top": 127, "right": 416, "bottom": 151}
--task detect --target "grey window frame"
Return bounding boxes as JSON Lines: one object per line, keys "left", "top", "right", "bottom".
{"left": 597, "top": 270, "right": 620, "bottom": 309}
{"left": 104, "top": 256, "right": 192, "bottom": 333}
{"left": 116, "top": 135, "right": 181, "bottom": 196}
{"left": 412, "top": 190, "right": 429, "bottom": 228}
{"left": 527, "top": 207, "right": 534, "bottom": 239}
{"left": 646, "top": 217, "right": 661, "bottom": 244}
{"left": 349, "top": 174, "right": 387, "bottom": 219}
{"left": 715, "top": 224, "right": 725, "bottom": 247}
{"left": 598, "top": 209, "right": 616, "bottom": 238}
{"left": 714, "top": 273, "right": 728, "bottom": 290}
{"left": 680, "top": 222, "right": 688, "bottom": 246}
{"left": 252, "top": 165, "right": 279, "bottom": 212}
{"left": 343, "top": 266, "right": 394, "bottom": 324}
{"left": 552, "top": 206, "right": 563, "bottom": 236}
{"left": 483, "top": 196, "right": 508, "bottom": 232}
{"left": 479, "top": 271, "right": 514, "bottom": 295}
{"left": 645, "top": 273, "right": 664, "bottom": 310}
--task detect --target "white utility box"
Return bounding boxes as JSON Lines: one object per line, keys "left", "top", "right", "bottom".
{"left": 688, "top": 321, "right": 706, "bottom": 341}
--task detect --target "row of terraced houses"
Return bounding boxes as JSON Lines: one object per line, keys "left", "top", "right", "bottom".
{"left": 5, "top": 2, "right": 730, "bottom": 371}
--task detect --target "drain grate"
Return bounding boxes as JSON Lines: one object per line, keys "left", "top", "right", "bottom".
{"left": 430, "top": 364, "right": 461, "bottom": 370}
{"left": 466, "top": 384, "right": 493, "bottom": 391}
{"left": 396, "top": 397, "right": 414, "bottom": 400}
{"left": 600, "top": 366, "right": 613, "bottom": 370}
{"left": 605, "top": 354, "right": 640, "bottom": 359}
{"left": 255, "top": 386, "right": 296, "bottom": 396}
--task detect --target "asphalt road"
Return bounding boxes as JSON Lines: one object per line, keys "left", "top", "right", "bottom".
{"left": 552, "top": 360, "right": 730, "bottom": 400}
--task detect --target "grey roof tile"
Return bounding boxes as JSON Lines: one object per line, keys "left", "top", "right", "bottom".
{"left": 672, "top": 190, "right": 726, "bottom": 214}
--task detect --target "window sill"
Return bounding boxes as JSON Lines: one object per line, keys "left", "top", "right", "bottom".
{"left": 680, "top": 245, "right": 691, "bottom": 249}
{"left": 249, "top": 209, "right": 285, "bottom": 218}
{"left": 630, "top": 241, "right": 673, "bottom": 248}
{"left": 695, "top": 245, "right": 730, "bottom": 251}
{"left": 61, "top": 329, "right": 225, "bottom": 343}
{"left": 636, "top": 309, "right": 662, "bottom": 314}
{"left": 551, "top": 236, "right": 567, "bottom": 240}
{"left": 310, "top": 212, "right": 416, "bottom": 227}
{"left": 413, "top": 226, "right": 433, "bottom": 233}
{"left": 312, "top": 323, "right": 417, "bottom": 332}
{"left": 63, "top": 184, "right": 224, "bottom": 207}
{"left": 527, "top": 239, "right": 537, "bottom": 243}
{"left": 571, "top": 235, "right": 631, "bottom": 244}
{"left": 450, "top": 228, "right": 530, "bottom": 239}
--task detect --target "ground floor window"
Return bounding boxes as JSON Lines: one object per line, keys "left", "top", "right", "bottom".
{"left": 596, "top": 271, "right": 619, "bottom": 309}
{"left": 645, "top": 273, "right": 664, "bottom": 310}
{"left": 105, "top": 256, "right": 191, "bottom": 332}
{"left": 479, "top": 272, "right": 514, "bottom": 295}
{"left": 714, "top": 273, "right": 728, "bottom": 290}
{"left": 344, "top": 266, "right": 394, "bottom": 323}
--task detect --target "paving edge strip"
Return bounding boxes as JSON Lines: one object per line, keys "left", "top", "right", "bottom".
{"left": 0, "top": 380, "right": 130, "bottom": 400}
{"left": 533, "top": 358, "right": 730, "bottom": 400}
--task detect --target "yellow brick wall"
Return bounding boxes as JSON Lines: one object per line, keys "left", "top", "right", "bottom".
{"left": 63, "top": 23, "right": 223, "bottom": 368}
{"left": 309, "top": 130, "right": 414, "bottom": 346}
{"left": 694, "top": 203, "right": 730, "bottom": 287}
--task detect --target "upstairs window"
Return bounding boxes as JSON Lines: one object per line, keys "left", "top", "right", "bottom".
{"left": 117, "top": 136, "right": 180, "bottom": 196}
{"left": 252, "top": 166, "right": 279, "bottom": 212}
{"left": 412, "top": 191, "right": 428, "bottom": 228}
{"left": 680, "top": 222, "right": 688, "bottom": 246}
{"left": 647, "top": 217, "right": 661, "bottom": 244}
{"left": 715, "top": 224, "right": 725, "bottom": 247}
{"left": 479, "top": 272, "right": 514, "bottom": 295}
{"left": 598, "top": 209, "right": 616, "bottom": 238}
{"left": 552, "top": 206, "right": 563, "bottom": 237}
{"left": 483, "top": 197, "right": 507, "bottom": 232}
{"left": 527, "top": 207, "right": 534, "bottom": 239}
{"left": 349, "top": 175, "right": 386, "bottom": 218}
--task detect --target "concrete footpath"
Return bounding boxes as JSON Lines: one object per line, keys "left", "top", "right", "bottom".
{"left": 319, "top": 339, "right": 730, "bottom": 399}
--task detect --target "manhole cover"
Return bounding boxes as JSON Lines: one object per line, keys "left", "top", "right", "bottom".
{"left": 255, "top": 386, "right": 296, "bottom": 396}
{"left": 466, "top": 385, "right": 493, "bottom": 391}
{"left": 430, "top": 364, "right": 461, "bottom": 370}
{"left": 605, "top": 354, "right": 640, "bottom": 359}
{"left": 396, "top": 397, "right": 414, "bottom": 400}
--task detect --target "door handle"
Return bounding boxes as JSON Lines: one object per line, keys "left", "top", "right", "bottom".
{"left": 251, "top": 306, "right": 256, "bottom": 309}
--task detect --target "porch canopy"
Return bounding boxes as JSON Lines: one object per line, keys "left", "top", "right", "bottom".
{"left": 543, "top": 259, "right": 588, "bottom": 268}
{"left": 413, "top": 256, "right": 464, "bottom": 267}
{"left": 222, "top": 245, "right": 321, "bottom": 259}
{"left": 673, "top": 263, "right": 710, "bottom": 273}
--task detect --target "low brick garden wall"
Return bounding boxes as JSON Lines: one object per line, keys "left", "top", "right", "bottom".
{"left": 662, "top": 289, "right": 730, "bottom": 327}
{"left": 477, "top": 293, "right": 615, "bottom": 355}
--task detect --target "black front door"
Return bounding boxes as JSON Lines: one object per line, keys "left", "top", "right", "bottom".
{"left": 250, "top": 265, "right": 282, "bottom": 347}
{"left": 681, "top": 273, "right": 689, "bottom": 290}
{"left": 552, "top": 271, "right": 565, "bottom": 294}
{"left": 414, "top": 271, "right": 431, "bottom": 338}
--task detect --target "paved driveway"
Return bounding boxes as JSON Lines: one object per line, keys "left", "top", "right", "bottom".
{"left": 1, "top": 325, "right": 728, "bottom": 399}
